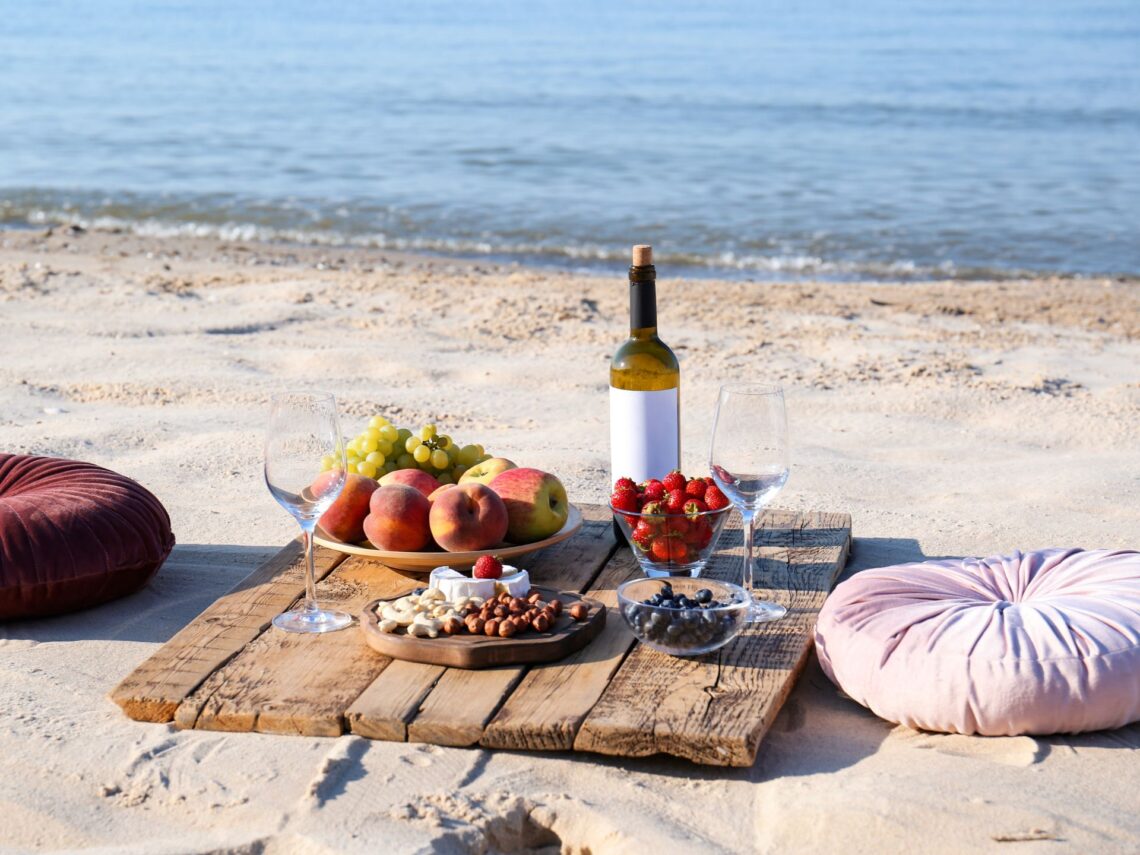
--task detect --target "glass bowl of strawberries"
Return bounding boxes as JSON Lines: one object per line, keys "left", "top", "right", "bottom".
{"left": 609, "top": 471, "right": 733, "bottom": 578}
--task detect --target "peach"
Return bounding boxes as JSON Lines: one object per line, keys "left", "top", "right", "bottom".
{"left": 378, "top": 468, "right": 440, "bottom": 499}
{"left": 314, "top": 471, "right": 378, "bottom": 543}
{"left": 363, "top": 484, "right": 432, "bottom": 551}
{"left": 489, "top": 468, "right": 569, "bottom": 543}
{"left": 429, "top": 482, "right": 509, "bottom": 552}
{"left": 428, "top": 483, "right": 457, "bottom": 503}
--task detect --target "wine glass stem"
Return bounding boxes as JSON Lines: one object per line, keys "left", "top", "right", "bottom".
{"left": 740, "top": 507, "right": 756, "bottom": 597}
{"left": 300, "top": 525, "right": 318, "bottom": 613}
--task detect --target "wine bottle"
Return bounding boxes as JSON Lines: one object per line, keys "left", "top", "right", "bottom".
{"left": 609, "top": 245, "right": 681, "bottom": 533}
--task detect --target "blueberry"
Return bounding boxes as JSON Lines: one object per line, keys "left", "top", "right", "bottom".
{"left": 659, "top": 599, "right": 675, "bottom": 609}
{"left": 413, "top": 587, "right": 427, "bottom": 595}
{"left": 694, "top": 588, "right": 713, "bottom": 604}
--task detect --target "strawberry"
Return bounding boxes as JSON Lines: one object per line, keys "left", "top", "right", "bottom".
{"left": 631, "top": 520, "right": 654, "bottom": 550}
{"left": 683, "top": 516, "right": 711, "bottom": 545}
{"left": 662, "top": 469, "right": 686, "bottom": 492}
{"left": 472, "top": 555, "right": 503, "bottom": 579}
{"left": 613, "top": 476, "right": 638, "bottom": 494}
{"left": 642, "top": 479, "right": 666, "bottom": 502}
{"left": 704, "top": 484, "right": 730, "bottom": 512}
{"left": 610, "top": 488, "right": 640, "bottom": 516}
{"left": 650, "top": 536, "right": 688, "bottom": 563}
{"left": 683, "top": 498, "right": 708, "bottom": 516}
{"left": 664, "top": 488, "right": 686, "bottom": 514}
{"left": 640, "top": 500, "right": 666, "bottom": 521}
{"left": 684, "top": 479, "right": 707, "bottom": 499}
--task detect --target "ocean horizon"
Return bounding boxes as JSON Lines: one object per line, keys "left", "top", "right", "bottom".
{"left": 2, "top": 0, "right": 1138, "bottom": 281}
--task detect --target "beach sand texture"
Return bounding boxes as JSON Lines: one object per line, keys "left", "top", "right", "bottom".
{"left": 0, "top": 228, "right": 1138, "bottom": 853}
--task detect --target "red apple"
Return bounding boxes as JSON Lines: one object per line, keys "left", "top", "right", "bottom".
{"left": 379, "top": 468, "right": 440, "bottom": 499}
{"left": 458, "top": 457, "right": 516, "bottom": 486}
{"left": 429, "top": 482, "right": 509, "bottom": 552}
{"left": 363, "top": 484, "right": 432, "bottom": 551}
{"left": 489, "top": 468, "right": 569, "bottom": 544}
{"left": 313, "top": 471, "right": 378, "bottom": 543}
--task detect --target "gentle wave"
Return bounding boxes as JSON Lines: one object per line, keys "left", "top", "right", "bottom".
{"left": 0, "top": 194, "right": 1057, "bottom": 283}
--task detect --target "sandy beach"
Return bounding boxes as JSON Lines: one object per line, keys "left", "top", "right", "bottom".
{"left": 1, "top": 226, "right": 1138, "bottom": 853}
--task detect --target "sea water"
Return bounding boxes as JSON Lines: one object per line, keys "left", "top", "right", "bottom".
{"left": 1, "top": 0, "right": 1137, "bottom": 280}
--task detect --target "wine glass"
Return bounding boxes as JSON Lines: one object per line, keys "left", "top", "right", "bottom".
{"left": 708, "top": 383, "right": 790, "bottom": 622}
{"left": 265, "top": 390, "right": 352, "bottom": 633}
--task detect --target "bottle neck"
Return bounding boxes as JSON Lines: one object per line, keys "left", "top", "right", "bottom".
{"left": 629, "top": 265, "right": 657, "bottom": 337}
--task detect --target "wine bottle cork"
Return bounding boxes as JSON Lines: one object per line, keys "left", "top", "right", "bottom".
{"left": 631, "top": 245, "right": 652, "bottom": 266}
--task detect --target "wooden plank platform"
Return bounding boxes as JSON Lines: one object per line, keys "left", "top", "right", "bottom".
{"left": 112, "top": 504, "right": 851, "bottom": 767}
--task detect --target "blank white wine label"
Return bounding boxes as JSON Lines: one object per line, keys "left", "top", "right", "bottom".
{"left": 609, "top": 386, "right": 680, "bottom": 486}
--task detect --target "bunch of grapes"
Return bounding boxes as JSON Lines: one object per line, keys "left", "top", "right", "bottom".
{"left": 320, "top": 415, "right": 493, "bottom": 484}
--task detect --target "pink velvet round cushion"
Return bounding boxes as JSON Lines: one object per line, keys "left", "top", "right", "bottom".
{"left": 0, "top": 453, "right": 174, "bottom": 619}
{"left": 815, "top": 548, "right": 1140, "bottom": 736}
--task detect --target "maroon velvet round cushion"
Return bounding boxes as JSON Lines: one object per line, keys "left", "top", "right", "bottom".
{"left": 0, "top": 454, "right": 174, "bottom": 619}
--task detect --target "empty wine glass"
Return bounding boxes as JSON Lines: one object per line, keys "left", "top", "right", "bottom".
{"left": 265, "top": 390, "right": 352, "bottom": 633}
{"left": 709, "top": 384, "right": 790, "bottom": 622}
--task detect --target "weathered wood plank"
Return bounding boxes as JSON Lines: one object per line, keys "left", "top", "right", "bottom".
{"left": 173, "top": 558, "right": 421, "bottom": 736}
{"left": 573, "top": 511, "right": 851, "bottom": 767}
{"left": 346, "top": 503, "right": 618, "bottom": 744}
{"left": 110, "top": 540, "right": 346, "bottom": 723}
{"left": 345, "top": 660, "right": 446, "bottom": 741}
{"left": 479, "top": 548, "right": 642, "bottom": 752}
{"left": 406, "top": 666, "right": 525, "bottom": 747}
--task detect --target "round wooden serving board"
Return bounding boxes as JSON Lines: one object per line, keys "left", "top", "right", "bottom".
{"left": 359, "top": 585, "right": 606, "bottom": 669}
{"left": 316, "top": 504, "right": 582, "bottom": 572}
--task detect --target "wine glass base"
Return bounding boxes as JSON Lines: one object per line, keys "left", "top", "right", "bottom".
{"left": 747, "top": 600, "right": 787, "bottom": 623}
{"left": 272, "top": 607, "right": 354, "bottom": 634}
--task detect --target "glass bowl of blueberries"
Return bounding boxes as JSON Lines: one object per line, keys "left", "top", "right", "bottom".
{"left": 617, "top": 576, "right": 750, "bottom": 657}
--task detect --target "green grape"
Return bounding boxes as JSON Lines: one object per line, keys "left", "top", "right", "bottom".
{"left": 451, "top": 464, "right": 467, "bottom": 482}
{"left": 358, "top": 461, "right": 378, "bottom": 479}
{"left": 429, "top": 448, "right": 448, "bottom": 469}
{"left": 396, "top": 428, "right": 412, "bottom": 442}
{"left": 457, "top": 444, "right": 480, "bottom": 466}
{"left": 436, "top": 434, "right": 451, "bottom": 450}
{"left": 368, "top": 415, "right": 389, "bottom": 429}
{"left": 347, "top": 454, "right": 361, "bottom": 466}
{"left": 377, "top": 440, "right": 394, "bottom": 457}
{"left": 365, "top": 426, "right": 381, "bottom": 441}
{"left": 346, "top": 439, "right": 362, "bottom": 455}
{"left": 474, "top": 444, "right": 485, "bottom": 457}
{"left": 437, "top": 472, "right": 453, "bottom": 485}
{"left": 417, "top": 460, "right": 434, "bottom": 472}
{"left": 476, "top": 453, "right": 492, "bottom": 463}
{"left": 383, "top": 460, "right": 398, "bottom": 474}
{"left": 412, "top": 444, "right": 432, "bottom": 464}
{"left": 379, "top": 424, "right": 399, "bottom": 443}
{"left": 361, "top": 435, "right": 380, "bottom": 454}
{"left": 446, "top": 445, "right": 459, "bottom": 464}
{"left": 346, "top": 461, "right": 359, "bottom": 474}
{"left": 405, "top": 435, "right": 422, "bottom": 452}
{"left": 320, "top": 454, "right": 335, "bottom": 471}
{"left": 365, "top": 451, "right": 385, "bottom": 466}
{"left": 420, "top": 424, "right": 437, "bottom": 441}
{"left": 396, "top": 453, "right": 415, "bottom": 469}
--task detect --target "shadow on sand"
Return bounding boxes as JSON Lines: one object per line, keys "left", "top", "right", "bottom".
{"left": 0, "top": 543, "right": 283, "bottom": 645}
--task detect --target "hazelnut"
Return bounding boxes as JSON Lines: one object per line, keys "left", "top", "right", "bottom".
{"left": 568, "top": 603, "right": 588, "bottom": 622}
{"left": 484, "top": 618, "right": 500, "bottom": 636}
{"left": 527, "top": 591, "right": 542, "bottom": 604}
{"left": 498, "top": 620, "right": 517, "bottom": 638}
{"left": 509, "top": 597, "right": 526, "bottom": 613}
{"left": 532, "top": 613, "right": 551, "bottom": 633}
{"left": 465, "top": 615, "right": 485, "bottom": 634}
{"left": 441, "top": 616, "right": 463, "bottom": 635}
{"left": 550, "top": 599, "right": 564, "bottom": 616}
{"left": 492, "top": 604, "right": 508, "bottom": 618}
